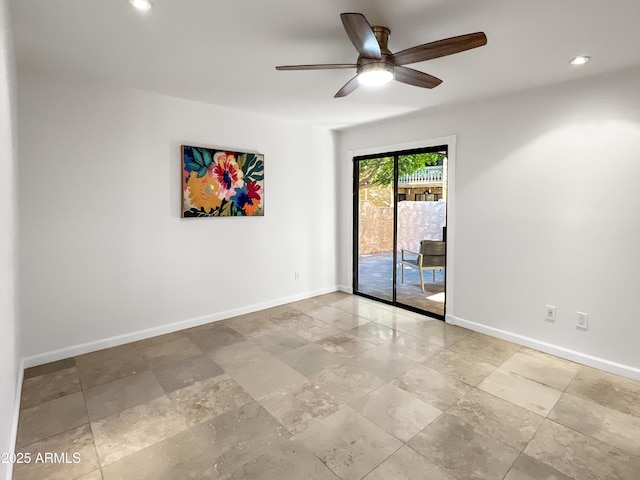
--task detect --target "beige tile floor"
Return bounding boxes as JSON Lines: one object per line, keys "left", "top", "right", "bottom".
{"left": 14, "top": 292, "right": 640, "bottom": 480}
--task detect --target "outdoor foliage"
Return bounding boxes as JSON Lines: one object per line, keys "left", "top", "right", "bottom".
{"left": 358, "top": 152, "right": 445, "bottom": 187}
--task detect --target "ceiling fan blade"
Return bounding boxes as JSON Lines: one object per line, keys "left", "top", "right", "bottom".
{"left": 392, "top": 32, "right": 487, "bottom": 66}
{"left": 394, "top": 66, "right": 442, "bottom": 89}
{"left": 334, "top": 76, "right": 360, "bottom": 98}
{"left": 340, "top": 13, "right": 382, "bottom": 59}
{"left": 276, "top": 64, "right": 356, "bottom": 71}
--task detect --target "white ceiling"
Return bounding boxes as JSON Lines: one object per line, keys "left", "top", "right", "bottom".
{"left": 9, "top": 0, "right": 640, "bottom": 129}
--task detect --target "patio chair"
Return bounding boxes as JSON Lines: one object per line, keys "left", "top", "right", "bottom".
{"left": 400, "top": 240, "right": 446, "bottom": 293}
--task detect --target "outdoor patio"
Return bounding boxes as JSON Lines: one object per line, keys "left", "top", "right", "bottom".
{"left": 356, "top": 251, "right": 445, "bottom": 316}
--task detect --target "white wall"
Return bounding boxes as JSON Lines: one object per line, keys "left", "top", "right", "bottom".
{"left": 18, "top": 71, "right": 338, "bottom": 363}
{"left": 0, "top": 0, "right": 20, "bottom": 477}
{"left": 337, "top": 66, "right": 640, "bottom": 379}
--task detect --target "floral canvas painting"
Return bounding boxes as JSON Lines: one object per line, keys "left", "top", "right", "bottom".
{"left": 182, "top": 145, "right": 264, "bottom": 217}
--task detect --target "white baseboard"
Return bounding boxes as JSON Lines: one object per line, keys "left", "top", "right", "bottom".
{"left": 338, "top": 285, "right": 353, "bottom": 294}
{"left": 448, "top": 315, "right": 640, "bottom": 381}
{"left": 23, "top": 286, "right": 340, "bottom": 368}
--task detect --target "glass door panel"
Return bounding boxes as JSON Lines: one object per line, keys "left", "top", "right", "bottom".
{"left": 395, "top": 153, "right": 446, "bottom": 316}
{"left": 355, "top": 156, "right": 395, "bottom": 302}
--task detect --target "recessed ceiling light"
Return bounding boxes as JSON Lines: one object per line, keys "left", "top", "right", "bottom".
{"left": 129, "top": 0, "right": 153, "bottom": 13}
{"left": 570, "top": 55, "right": 590, "bottom": 66}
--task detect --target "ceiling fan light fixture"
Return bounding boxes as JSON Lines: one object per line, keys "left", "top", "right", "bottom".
{"left": 570, "top": 55, "right": 590, "bottom": 66}
{"left": 358, "top": 69, "right": 394, "bottom": 86}
{"left": 129, "top": 0, "right": 153, "bottom": 13}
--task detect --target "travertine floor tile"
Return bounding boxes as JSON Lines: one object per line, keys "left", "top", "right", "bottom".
{"left": 190, "top": 401, "right": 290, "bottom": 478}
{"left": 76, "top": 471, "right": 103, "bottom": 480}
{"left": 207, "top": 340, "right": 274, "bottom": 371}
{"left": 260, "top": 381, "right": 341, "bottom": 434}
{"left": 246, "top": 327, "right": 309, "bottom": 355}
{"left": 287, "top": 318, "right": 344, "bottom": 342}
{"left": 478, "top": 369, "right": 562, "bottom": 416}
{"left": 348, "top": 322, "right": 402, "bottom": 345}
{"left": 278, "top": 343, "right": 352, "bottom": 377}
{"left": 133, "top": 331, "right": 187, "bottom": 349}
{"left": 167, "top": 373, "right": 252, "bottom": 427}
{"left": 17, "top": 391, "right": 88, "bottom": 447}
{"left": 371, "top": 311, "right": 429, "bottom": 333}
{"left": 84, "top": 370, "right": 165, "bottom": 421}
{"left": 268, "top": 309, "right": 321, "bottom": 332}
{"left": 13, "top": 424, "right": 99, "bottom": 480}
{"left": 224, "top": 306, "right": 290, "bottom": 331}
{"left": 101, "top": 430, "right": 217, "bottom": 480}
{"left": 75, "top": 344, "right": 147, "bottom": 389}
{"left": 315, "top": 332, "right": 377, "bottom": 358}
{"left": 331, "top": 299, "right": 393, "bottom": 319}
{"left": 500, "top": 351, "right": 579, "bottom": 390}
{"left": 407, "top": 321, "right": 471, "bottom": 347}
{"left": 309, "top": 363, "right": 384, "bottom": 404}
{"left": 225, "top": 440, "right": 339, "bottom": 480}
{"left": 135, "top": 336, "right": 203, "bottom": 368}
{"left": 385, "top": 334, "right": 443, "bottom": 363}
{"left": 351, "top": 383, "right": 442, "bottom": 441}
{"left": 525, "top": 419, "right": 640, "bottom": 480}
{"left": 448, "top": 389, "right": 544, "bottom": 450}
{"left": 185, "top": 325, "right": 245, "bottom": 353}
{"left": 20, "top": 366, "right": 81, "bottom": 409}
{"left": 504, "top": 454, "right": 574, "bottom": 480}
{"left": 224, "top": 312, "right": 279, "bottom": 336}
{"left": 425, "top": 349, "right": 496, "bottom": 386}
{"left": 409, "top": 413, "right": 519, "bottom": 480}
{"left": 307, "top": 306, "right": 370, "bottom": 330}
{"left": 91, "top": 396, "right": 188, "bottom": 466}
{"left": 392, "top": 365, "right": 471, "bottom": 410}
{"left": 566, "top": 366, "right": 640, "bottom": 417}
{"left": 449, "top": 334, "right": 520, "bottom": 366}
{"left": 363, "top": 445, "right": 456, "bottom": 480}
{"left": 549, "top": 393, "right": 640, "bottom": 456}
{"left": 24, "top": 357, "right": 76, "bottom": 379}
{"left": 353, "top": 344, "right": 421, "bottom": 381}
{"left": 225, "top": 355, "right": 307, "bottom": 399}
{"left": 295, "top": 407, "right": 403, "bottom": 480}
{"left": 151, "top": 354, "right": 224, "bottom": 393}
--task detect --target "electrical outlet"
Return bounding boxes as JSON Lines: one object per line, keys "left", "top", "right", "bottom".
{"left": 544, "top": 305, "right": 557, "bottom": 322}
{"left": 294, "top": 270, "right": 300, "bottom": 280}
{"left": 576, "top": 312, "right": 589, "bottom": 331}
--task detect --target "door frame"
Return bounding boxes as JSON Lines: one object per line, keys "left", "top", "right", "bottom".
{"left": 350, "top": 135, "right": 457, "bottom": 322}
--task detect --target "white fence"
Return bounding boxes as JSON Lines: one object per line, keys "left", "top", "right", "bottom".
{"left": 398, "top": 166, "right": 443, "bottom": 185}
{"left": 359, "top": 200, "right": 446, "bottom": 254}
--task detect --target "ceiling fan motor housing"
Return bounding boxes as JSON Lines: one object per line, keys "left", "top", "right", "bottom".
{"left": 357, "top": 26, "right": 394, "bottom": 77}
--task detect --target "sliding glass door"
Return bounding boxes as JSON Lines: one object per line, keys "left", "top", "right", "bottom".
{"left": 354, "top": 156, "right": 395, "bottom": 302}
{"left": 353, "top": 147, "right": 447, "bottom": 319}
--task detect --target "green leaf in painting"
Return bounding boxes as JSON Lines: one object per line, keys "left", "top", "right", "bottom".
{"left": 202, "top": 149, "right": 213, "bottom": 167}
{"left": 197, "top": 166, "right": 208, "bottom": 178}
{"left": 186, "top": 161, "right": 201, "bottom": 172}
{"left": 219, "top": 200, "right": 232, "bottom": 216}
{"left": 237, "top": 153, "right": 247, "bottom": 172}
{"left": 245, "top": 158, "right": 264, "bottom": 182}
{"left": 192, "top": 148, "right": 205, "bottom": 167}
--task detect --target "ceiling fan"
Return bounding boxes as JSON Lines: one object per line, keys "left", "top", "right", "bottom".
{"left": 276, "top": 13, "right": 487, "bottom": 98}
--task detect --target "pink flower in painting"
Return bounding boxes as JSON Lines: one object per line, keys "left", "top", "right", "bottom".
{"left": 210, "top": 152, "right": 244, "bottom": 200}
{"left": 183, "top": 168, "right": 190, "bottom": 191}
